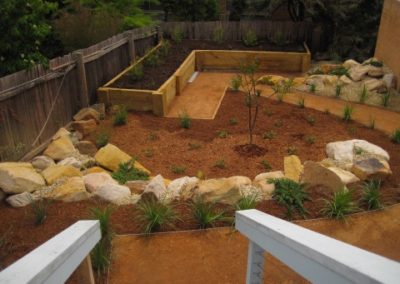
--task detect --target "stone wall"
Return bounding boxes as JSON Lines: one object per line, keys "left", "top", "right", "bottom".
{"left": 375, "top": 0, "right": 400, "bottom": 91}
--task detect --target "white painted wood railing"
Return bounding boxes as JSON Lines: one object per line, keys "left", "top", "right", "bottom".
{"left": 236, "top": 209, "right": 400, "bottom": 284}
{"left": 0, "top": 220, "right": 101, "bottom": 284}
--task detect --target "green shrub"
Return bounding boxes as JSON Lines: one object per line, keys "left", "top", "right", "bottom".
{"left": 229, "top": 117, "right": 238, "bottom": 125}
{"left": 113, "top": 106, "right": 128, "bottom": 126}
{"left": 358, "top": 85, "right": 369, "bottom": 103}
{"left": 321, "top": 187, "right": 358, "bottom": 219}
{"left": 381, "top": 91, "right": 390, "bottom": 107}
{"left": 31, "top": 198, "right": 51, "bottom": 225}
{"left": 136, "top": 200, "right": 178, "bottom": 234}
{"left": 95, "top": 132, "right": 109, "bottom": 148}
{"left": 212, "top": 26, "right": 225, "bottom": 44}
{"left": 343, "top": 104, "right": 354, "bottom": 122}
{"left": 214, "top": 159, "right": 226, "bottom": 169}
{"left": 171, "top": 26, "right": 184, "bottom": 43}
{"left": 329, "top": 66, "right": 349, "bottom": 77}
{"left": 262, "top": 130, "right": 276, "bottom": 140}
{"left": 191, "top": 198, "right": 225, "bottom": 229}
{"left": 361, "top": 180, "right": 382, "bottom": 210}
{"left": 297, "top": 98, "right": 305, "bottom": 108}
{"left": 242, "top": 30, "right": 258, "bottom": 47}
{"left": 111, "top": 160, "right": 149, "bottom": 184}
{"left": 304, "top": 135, "right": 316, "bottom": 145}
{"left": 230, "top": 75, "right": 242, "bottom": 91}
{"left": 235, "top": 192, "right": 259, "bottom": 210}
{"left": 260, "top": 159, "right": 272, "bottom": 171}
{"left": 171, "top": 165, "right": 186, "bottom": 174}
{"left": 129, "top": 63, "right": 144, "bottom": 81}
{"left": 179, "top": 112, "right": 191, "bottom": 129}
{"left": 188, "top": 142, "right": 202, "bottom": 150}
{"left": 391, "top": 128, "right": 400, "bottom": 144}
{"left": 335, "top": 84, "right": 342, "bottom": 98}
{"left": 287, "top": 146, "right": 297, "bottom": 155}
{"left": 306, "top": 115, "right": 316, "bottom": 126}
{"left": 269, "top": 178, "right": 309, "bottom": 219}
{"left": 217, "top": 130, "right": 228, "bottom": 138}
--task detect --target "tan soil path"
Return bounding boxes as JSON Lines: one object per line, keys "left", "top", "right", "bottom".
{"left": 109, "top": 204, "right": 400, "bottom": 284}
{"left": 167, "top": 72, "right": 400, "bottom": 134}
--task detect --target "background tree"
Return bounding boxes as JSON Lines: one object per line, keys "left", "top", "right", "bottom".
{"left": 159, "top": 0, "right": 218, "bottom": 22}
{"left": 229, "top": 0, "right": 248, "bottom": 21}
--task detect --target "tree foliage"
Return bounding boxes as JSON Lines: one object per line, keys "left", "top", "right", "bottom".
{"left": 159, "top": 0, "right": 218, "bottom": 22}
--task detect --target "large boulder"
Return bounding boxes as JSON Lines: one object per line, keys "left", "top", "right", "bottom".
{"left": 327, "top": 167, "right": 360, "bottom": 185}
{"left": 44, "top": 177, "right": 90, "bottom": 202}
{"left": 41, "top": 165, "right": 82, "bottom": 184}
{"left": 52, "top": 128, "right": 71, "bottom": 140}
{"left": 71, "top": 119, "right": 97, "bottom": 136}
{"left": 382, "top": 73, "right": 396, "bottom": 89}
{"left": 339, "top": 75, "right": 353, "bottom": 85}
{"left": 194, "top": 176, "right": 251, "bottom": 205}
{"left": 351, "top": 157, "right": 392, "bottom": 181}
{"left": 0, "top": 162, "right": 46, "bottom": 194}
{"left": 348, "top": 65, "right": 371, "bottom": 81}
{"left": 284, "top": 155, "right": 303, "bottom": 182}
{"left": 94, "top": 143, "right": 150, "bottom": 173}
{"left": 253, "top": 171, "right": 284, "bottom": 200}
{"left": 367, "top": 66, "right": 384, "bottom": 78}
{"left": 57, "top": 157, "right": 82, "bottom": 169}
{"left": 125, "top": 180, "right": 149, "bottom": 194}
{"left": 76, "top": 141, "right": 97, "bottom": 157}
{"left": 73, "top": 107, "right": 100, "bottom": 123}
{"left": 31, "top": 155, "right": 55, "bottom": 171}
{"left": 363, "top": 78, "right": 386, "bottom": 92}
{"left": 6, "top": 192, "right": 36, "bottom": 207}
{"left": 167, "top": 176, "right": 199, "bottom": 200}
{"left": 83, "top": 172, "right": 117, "bottom": 193}
{"left": 44, "top": 135, "right": 76, "bottom": 161}
{"left": 301, "top": 161, "right": 344, "bottom": 192}
{"left": 343, "top": 59, "right": 360, "bottom": 70}
{"left": 141, "top": 175, "right": 167, "bottom": 202}
{"left": 95, "top": 183, "right": 131, "bottom": 204}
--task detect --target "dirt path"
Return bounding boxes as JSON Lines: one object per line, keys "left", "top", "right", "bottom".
{"left": 109, "top": 204, "right": 400, "bottom": 284}
{"left": 167, "top": 72, "right": 400, "bottom": 134}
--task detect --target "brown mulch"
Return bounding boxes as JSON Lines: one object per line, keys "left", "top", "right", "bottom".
{"left": 111, "top": 39, "right": 305, "bottom": 90}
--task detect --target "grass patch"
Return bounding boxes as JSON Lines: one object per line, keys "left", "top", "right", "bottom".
{"left": 297, "top": 97, "right": 305, "bottom": 108}
{"left": 306, "top": 115, "right": 315, "bottom": 126}
{"left": 214, "top": 159, "right": 226, "bottom": 169}
{"left": 335, "top": 84, "right": 342, "bottom": 98}
{"left": 128, "top": 63, "right": 144, "bottom": 81}
{"left": 229, "top": 117, "right": 238, "bottom": 125}
{"left": 188, "top": 142, "right": 202, "bottom": 150}
{"left": 309, "top": 83, "right": 316, "bottom": 93}
{"left": 136, "top": 200, "right": 178, "bottom": 234}
{"left": 179, "top": 112, "right": 191, "bottom": 129}
{"left": 95, "top": 132, "right": 109, "bottom": 148}
{"left": 381, "top": 91, "right": 390, "bottom": 108}
{"left": 321, "top": 188, "right": 358, "bottom": 219}
{"left": 113, "top": 106, "right": 128, "bottom": 126}
{"left": 31, "top": 198, "right": 51, "bottom": 225}
{"left": 343, "top": 104, "right": 354, "bottom": 122}
{"left": 260, "top": 159, "right": 272, "bottom": 171}
{"left": 390, "top": 128, "right": 400, "bottom": 144}
{"left": 171, "top": 165, "right": 186, "bottom": 174}
{"left": 262, "top": 130, "right": 276, "bottom": 140}
{"left": 358, "top": 85, "right": 369, "bottom": 103}
{"left": 368, "top": 117, "right": 375, "bottom": 129}
{"left": 235, "top": 192, "right": 259, "bottom": 210}
{"left": 148, "top": 132, "right": 159, "bottom": 141}
{"left": 143, "top": 148, "right": 154, "bottom": 158}
{"left": 111, "top": 160, "right": 150, "bottom": 184}
{"left": 304, "top": 135, "right": 316, "bottom": 145}
{"left": 217, "top": 130, "right": 228, "bottom": 138}
{"left": 361, "top": 180, "right": 382, "bottom": 210}
{"left": 242, "top": 30, "right": 258, "bottom": 47}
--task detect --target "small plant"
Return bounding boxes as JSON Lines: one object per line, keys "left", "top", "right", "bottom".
{"left": 368, "top": 117, "right": 376, "bottom": 129}
{"left": 235, "top": 192, "right": 259, "bottom": 210}
{"left": 381, "top": 91, "right": 390, "bottom": 107}
{"left": 321, "top": 187, "right": 358, "bottom": 219}
{"left": 260, "top": 159, "right": 272, "bottom": 171}
{"left": 144, "top": 51, "right": 160, "bottom": 67}
{"left": 272, "top": 79, "right": 294, "bottom": 102}
{"left": 111, "top": 160, "right": 150, "bottom": 184}
{"left": 229, "top": 117, "right": 238, "bottom": 125}
{"left": 354, "top": 146, "right": 365, "bottom": 155}
{"left": 329, "top": 66, "right": 349, "bottom": 77}
{"left": 143, "top": 148, "right": 154, "bottom": 158}
{"left": 129, "top": 63, "right": 144, "bottom": 81}
{"left": 158, "top": 40, "right": 171, "bottom": 58}
{"left": 136, "top": 199, "right": 178, "bottom": 234}
{"left": 297, "top": 97, "right": 305, "bottom": 108}
{"left": 191, "top": 198, "right": 225, "bottom": 229}
{"left": 262, "top": 130, "right": 276, "bottom": 140}
{"left": 217, "top": 130, "right": 228, "bottom": 138}
{"left": 306, "top": 115, "right": 315, "bottom": 126}
{"left": 343, "top": 105, "right": 354, "bottom": 122}
{"left": 304, "top": 135, "right": 316, "bottom": 145}
{"left": 361, "top": 180, "right": 382, "bottom": 210}
{"left": 309, "top": 83, "right": 316, "bottom": 93}
{"left": 148, "top": 132, "right": 159, "bottom": 141}
{"left": 242, "top": 30, "right": 258, "bottom": 47}
{"left": 188, "top": 142, "right": 202, "bottom": 150}
{"left": 214, "top": 159, "right": 226, "bottom": 169}
{"left": 230, "top": 75, "right": 242, "bottom": 91}
{"left": 95, "top": 132, "right": 109, "bottom": 148}
{"left": 91, "top": 241, "right": 110, "bottom": 275}
{"left": 358, "top": 85, "right": 369, "bottom": 103}
{"left": 171, "top": 165, "right": 186, "bottom": 174}
{"left": 287, "top": 146, "right": 297, "bottom": 155}
{"left": 212, "top": 26, "right": 225, "bottom": 44}
{"left": 113, "top": 106, "right": 128, "bottom": 126}
{"left": 391, "top": 128, "right": 400, "bottom": 144}
{"left": 263, "top": 107, "right": 273, "bottom": 116}
{"left": 269, "top": 178, "right": 309, "bottom": 219}
{"left": 90, "top": 206, "right": 114, "bottom": 243}
{"left": 171, "top": 26, "right": 184, "bottom": 43}
{"left": 31, "top": 198, "right": 51, "bottom": 225}
{"left": 335, "top": 84, "right": 342, "bottom": 98}
{"left": 179, "top": 112, "right": 191, "bottom": 129}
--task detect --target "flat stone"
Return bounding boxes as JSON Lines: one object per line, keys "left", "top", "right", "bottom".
{"left": 44, "top": 177, "right": 90, "bottom": 202}
{"left": 31, "top": 155, "right": 55, "bottom": 171}
{"left": 301, "top": 161, "right": 344, "bottom": 192}
{"left": 84, "top": 166, "right": 109, "bottom": 174}
{"left": 6, "top": 192, "right": 35, "bottom": 207}
{"left": 73, "top": 107, "right": 100, "bottom": 122}
{"left": 83, "top": 172, "right": 117, "bottom": 193}
{"left": 363, "top": 78, "right": 386, "bottom": 92}
{"left": 351, "top": 158, "right": 392, "bottom": 181}
{"left": 167, "top": 176, "right": 199, "bottom": 200}
{"left": 327, "top": 167, "right": 360, "bottom": 184}
{"left": 382, "top": 73, "right": 395, "bottom": 89}
{"left": 91, "top": 103, "right": 106, "bottom": 119}
{"left": 343, "top": 59, "right": 360, "bottom": 70}
{"left": 125, "top": 180, "right": 149, "bottom": 194}
{"left": 257, "top": 75, "right": 285, "bottom": 85}
{"left": 0, "top": 162, "right": 46, "bottom": 194}
{"left": 284, "top": 155, "right": 303, "bottom": 182}
{"left": 41, "top": 165, "right": 82, "bottom": 184}
{"left": 44, "top": 135, "right": 77, "bottom": 161}
{"left": 57, "top": 157, "right": 82, "bottom": 169}
{"left": 349, "top": 65, "right": 370, "bottom": 81}
{"left": 71, "top": 119, "right": 97, "bottom": 136}
{"left": 95, "top": 183, "right": 131, "bottom": 204}
{"left": 76, "top": 141, "right": 97, "bottom": 157}
{"left": 339, "top": 75, "right": 353, "bottom": 85}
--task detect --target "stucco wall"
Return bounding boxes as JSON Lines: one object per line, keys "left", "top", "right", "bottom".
{"left": 375, "top": 0, "right": 400, "bottom": 90}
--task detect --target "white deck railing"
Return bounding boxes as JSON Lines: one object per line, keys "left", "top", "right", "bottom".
{"left": 236, "top": 209, "right": 400, "bottom": 284}
{"left": 0, "top": 220, "right": 101, "bottom": 284}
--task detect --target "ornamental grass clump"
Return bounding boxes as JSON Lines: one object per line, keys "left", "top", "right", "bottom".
{"left": 343, "top": 104, "right": 354, "bottom": 122}
{"left": 269, "top": 178, "right": 309, "bottom": 219}
{"left": 31, "top": 198, "right": 51, "bottom": 225}
{"left": 361, "top": 180, "right": 382, "bottom": 210}
{"left": 136, "top": 199, "right": 178, "bottom": 234}
{"left": 321, "top": 187, "right": 358, "bottom": 219}
{"left": 235, "top": 192, "right": 259, "bottom": 211}
{"left": 191, "top": 198, "right": 225, "bottom": 229}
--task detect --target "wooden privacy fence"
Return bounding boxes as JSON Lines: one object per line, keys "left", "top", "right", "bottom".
{"left": 0, "top": 26, "right": 159, "bottom": 161}
{"left": 160, "top": 20, "right": 314, "bottom": 43}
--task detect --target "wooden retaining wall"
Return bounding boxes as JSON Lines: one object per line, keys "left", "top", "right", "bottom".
{"left": 0, "top": 26, "right": 158, "bottom": 161}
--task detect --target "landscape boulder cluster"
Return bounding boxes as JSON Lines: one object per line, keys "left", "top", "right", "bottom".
{"left": 0, "top": 105, "right": 392, "bottom": 208}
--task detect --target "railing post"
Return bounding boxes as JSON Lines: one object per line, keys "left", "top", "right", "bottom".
{"left": 127, "top": 31, "right": 136, "bottom": 63}
{"left": 72, "top": 51, "right": 90, "bottom": 107}
{"left": 246, "top": 241, "right": 265, "bottom": 284}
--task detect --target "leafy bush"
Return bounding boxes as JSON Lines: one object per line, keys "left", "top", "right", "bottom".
{"left": 217, "top": 130, "right": 228, "bottom": 138}
{"left": 381, "top": 91, "right": 390, "bottom": 107}
{"left": 191, "top": 198, "right": 225, "bottom": 229}
{"left": 321, "top": 188, "right": 358, "bottom": 219}
{"left": 242, "top": 30, "right": 258, "bottom": 47}
{"left": 229, "top": 117, "right": 238, "bottom": 125}
{"left": 171, "top": 26, "right": 184, "bottom": 43}
{"left": 274, "top": 120, "right": 283, "bottom": 128}
{"left": 113, "top": 106, "right": 128, "bottom": 126}
{"left": 136, "top": 200, "right": 178, "bottom": 234}
{"left": 361, "top": 180, "right": 382, "bottom": 210}
{"left": 358, "top": 85, "right": 369, "bottom": 103}
{"left": 269, "top": 178, "right": 309, "bottom": 219}
{"left": 235, "top": 192, "right": 259, "bottom": 210}
{"left": 262, "top": 130, "right": 276, "bottom": 140}
{"left": 31, "top": 198, "right": 51, "bottom": 225}
{"left": 263, "top": 107, "right": 273, "bottom": 116}
{"left": 260, "top": 159, "right": 272, "bottom": 171}
{"left": 391, "top": 128, "right": 400, "bottom": 144}
{"left": 212, "top": 26, "right": 225, "bottom": 44}
{"left": 129, "top": 63, "right": 144, "bottom": 81}
{"left": 230, "top": 75, "right": 242, "bottom": 91}
{"left": 329, "top": 66, "right": 349, "bottom": 77}
{"left": 95, "top": 132, "right": 109, "bottom": 148}
{"left": 179, "top": 112, "right": 191, "bottom": 129}
{"left": 171, "top": 165, "right": 186, "bottom": 174}
{"left": 111, "top": 160, "right": 149, "bottom": 184}
{"left": 343, "top": 105, "right": 354, "bottom": 122}
{"left": 214, "top": 159, "right": 226, "bottom": 169}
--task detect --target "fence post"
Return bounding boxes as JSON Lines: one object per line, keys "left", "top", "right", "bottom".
{"left": 127, "top": 31, "right": 136, "bottom": 63}
{"left": 246, "top": 241, "right": 265, "bottom": 284}
{"left": 72, "top": 51, "right": 89, "bottom": 107}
